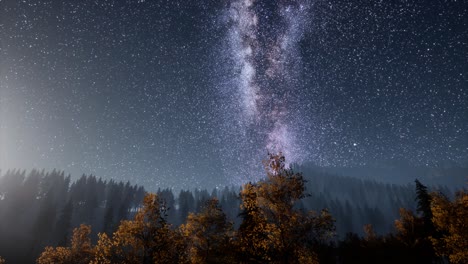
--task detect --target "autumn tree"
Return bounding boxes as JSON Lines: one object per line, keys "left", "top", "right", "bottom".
{"left": 394, "top": 208, "right": 423, "bottom": 248}
{"left": 36, "top": 224, "right": 94, "bottom": 264}
{"left": 181, "top": 198, "right": 235, "bottom": 263}
{"left": 238, "top": 182, "right": 274, "bottom": 263}
{"left": 237, "top": 153, "right": 334, "bottom": 264}
{"left": 430, "top": 189, "right": 468, "bottom": 263}
{"left": 93, "top": 193, "right": 184, "bottom": 264}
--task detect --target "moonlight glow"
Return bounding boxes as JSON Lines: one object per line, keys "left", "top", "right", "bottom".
{"left": 1, "top": 0, "right": 467, "bottom": 190}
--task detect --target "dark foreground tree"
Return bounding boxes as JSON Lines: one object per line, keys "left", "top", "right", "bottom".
{"left": 338, "top": 180, "right": 468, "bottom": 264}
{"left": 393, "top": 179, "right": 437, "bottom": 262}
{"left": 415, "top": 179, "right": 435, "bottom": 233}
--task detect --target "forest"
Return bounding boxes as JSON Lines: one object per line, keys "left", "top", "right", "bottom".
{"left": 0, "top": 154, "right": 466, "bottom": 263}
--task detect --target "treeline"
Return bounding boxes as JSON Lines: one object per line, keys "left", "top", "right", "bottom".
{"left": 161, "top": 166, "right": 456, "bottom": 238}
{"left": 34, "top": 154, "right": 336, "bottom": 263}
{"left": 298, "top": 167, "right": 452, "bottom": 237}
{"left": 309, "top": 164, "right": 468, "bottom": 189}
{"left": 336, "top": 179, "right": 467, "bottom": 264}
{"left": 30, "top": 155, "right": 468, "bottom": 263}
{"left": 0, "top": 168, "right": 243, "bottom": 263}
{"left": 0, "top": 154, "right": 466, "bottom": 263}
{"left": 0, "top": 169, "right": 145, "bottom": 263}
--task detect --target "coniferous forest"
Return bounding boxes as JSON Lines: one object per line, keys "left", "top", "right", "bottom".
{"left": 2, "top": 0, "right": 468, "bottom": 263}
{"left": 0, "top": 154, "right": 466, "bottom": 263}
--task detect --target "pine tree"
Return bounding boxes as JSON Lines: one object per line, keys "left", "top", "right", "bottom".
{"left": 179, "top": 190, "right": 195, "bottom": 225}
{"left": 414, "top": 179, "right": 433, "bottom": 230}
{"left": 54, "top": 198, "right": 74, "bottom": 246}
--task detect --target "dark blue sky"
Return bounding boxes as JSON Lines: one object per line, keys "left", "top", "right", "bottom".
{"left": 1, "top": 0, "right": 467, "bottom": 190}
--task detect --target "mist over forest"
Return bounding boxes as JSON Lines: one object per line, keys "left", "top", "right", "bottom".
{"left": 0, "top": 156, "right": 466, "bottom": 263}
{"left": 1, "top": 0, "right": 467, "bottom": 263}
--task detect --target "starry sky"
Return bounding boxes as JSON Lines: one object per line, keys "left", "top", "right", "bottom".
{"left": 1, "top": 0, "right": 467, "bottom": 190}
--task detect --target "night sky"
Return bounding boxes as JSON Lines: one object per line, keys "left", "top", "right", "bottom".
{"left": 1, "top": 0, "right": 467, "bottom": 190}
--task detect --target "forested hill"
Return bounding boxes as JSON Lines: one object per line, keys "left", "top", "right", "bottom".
{"left": 299, "top": 168, "right": 455, "bottom": 236}
{"left": 300, "top": 163, "right": 467, "bottom": 189}
{"left": 0, "top": 167, "right": 463, "bottom": 263}
{"left": 0, "top": 170, "right": 145, "bottom": 263}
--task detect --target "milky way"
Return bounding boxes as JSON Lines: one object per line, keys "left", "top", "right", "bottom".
{"left": 217, "top": 0, "right": 314, "bottom": 183}
{"left": 1, "top": 0, "right": 467, "bottom": 190}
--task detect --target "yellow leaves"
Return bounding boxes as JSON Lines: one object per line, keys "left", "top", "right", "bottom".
{"left": 430, "top": 190, "right": 468, "bottom": 263}
{"left": 296, "top": 247, "right": 319, "bottom": 264}
{"left": 36, "top": 225, "right": 94, "bottom": 264}
{"left": 181, "top": 198, "right": 235, "bottom": 263}
{"left": 430, "top": 193, "right": 451, "bottom": 232}
{"left": 37, "top": 246, "right": 72, "bottom": 264}
{"left": 90, "top": 233, "right": 112, "bottom": 264}
{"left": 37, "top": 193, "right": 184, "bottom": 264}
{"left": 112, "top": 220, "right": 143, "bottom": 253}
{"left": 103, "top": 193, "right": 177, "bottom": 263}
{"left": 237, "top": 154, "right": 335, "bottom": 263}
{"left": 71, "top": 224, "right": 93, "bottom": 258}
{"left": 363, "top": 224, "right": 377, "bottom": 241}
{"left": 35, "top": 155, "right": 338, "bottom": 264}
{"left": 395, "top": 208, "right": 418, "bottom": 243}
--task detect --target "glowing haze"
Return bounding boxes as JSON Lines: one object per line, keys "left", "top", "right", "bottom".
{"left": 1, "top": 0, "right": 467, "bottom": 190}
